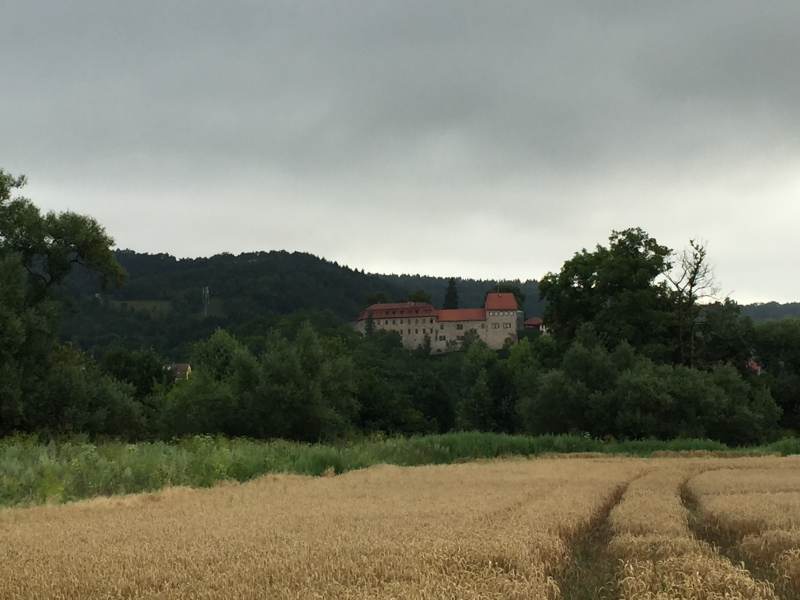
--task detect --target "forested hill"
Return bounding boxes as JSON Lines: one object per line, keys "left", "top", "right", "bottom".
{"left": 61, "top": 250, "right": 545, "bottom": 357}
{"left": 741, "top": 302, "right": 800, "bottom": 321}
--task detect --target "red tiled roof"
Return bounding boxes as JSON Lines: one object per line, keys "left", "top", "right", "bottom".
{"left": 366, "top": 302, "right": 434, "bottom": 311}
{"left": 437, "top": 308, "right": 486, "bottom": 322}
{"left": 485, "top": 293, "right": 519, "bottom": 311}
{"left": 524, "top": 317, "right": 543, "bottom": 327}
{"left": 356, "top": 302, "right": 437, "bottom": 321}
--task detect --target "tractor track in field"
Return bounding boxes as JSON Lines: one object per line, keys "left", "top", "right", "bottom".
{"left": 680, "top": 476, "right": 787, "bottom": 600}
{"left": 555, "top": 480, "right": 631, "bottom": 600}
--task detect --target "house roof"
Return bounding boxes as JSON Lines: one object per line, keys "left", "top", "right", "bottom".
{"left": 485, "top": 292, "right": 519, "bottom": 311}
{"left": 437, "top": 308, "right": 486, "bottom": 322}
{"left": 355, "top": 295, "right": 519, "bottom": 323}
{"left": 356, "top": 302, "right": 437, "bottom": 321}
{"left": 524, "top": 317, "right": 543, "bottom": 327}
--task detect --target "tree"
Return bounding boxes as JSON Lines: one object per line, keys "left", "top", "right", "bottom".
{"left": 0, "top": 171, "right": 124, "bottom": 302}
{"left": 408, "top": 289, "right": 432, "bottom": 304}
{"left": 539, "top": 228, "right": 674, "bottom": 358}
{"left": 667, "top": 240, "right": 719, "bottom": 366}
{"left": 24, "top": 346, "right": 144, "bottom": 437}
{"left": 754, "top": 318, "right": 800, "bottom": 429}
{"left": 705, "top": 365, "right": 781, "bottom": 444}
{"left": 100, "top": 347, "right": 168, "bottom": 399}
{"left": 191, "top": 329, "right": 251, "bottom": 381}
{"left": 443, "top": 277, "right": 459, "bottom": 309}
{"left": 455, "top": 340, "right": 498, "bottom": 431}
{"left": 256, "top": 323, "right": 359, "bottom": 441}
{"left": 695, "top": 300, "right": 755, "bottom": 370}
{"left": 457, "top": 369, "right": 495, "bottom": 431}
{"left": 366, "top": 292, "right": 388, "bottom": 305}
{"left": 0, "top": 169, "right": 130, "bottom": 436}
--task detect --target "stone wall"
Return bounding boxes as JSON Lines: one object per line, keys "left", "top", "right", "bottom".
{"left": 353, "top": 310, "right": 524, "bottom": 352}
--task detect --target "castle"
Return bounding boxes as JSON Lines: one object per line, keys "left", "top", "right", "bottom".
{"left": 353, "top": 292, "right": 524, "bottom": 352}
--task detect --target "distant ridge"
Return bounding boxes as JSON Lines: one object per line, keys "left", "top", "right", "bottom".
{"left": 60, "top": 249, "right": 798, "bottom": 356}
{"left": 741, "top": 302, "right": 800, "bottom": 321}
{"left": 61, "top": 249, "right": 545, "bottom": 357}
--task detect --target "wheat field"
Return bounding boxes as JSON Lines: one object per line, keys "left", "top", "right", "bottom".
{"left": 2, "top": 455, "right": 799, "bottom": 599}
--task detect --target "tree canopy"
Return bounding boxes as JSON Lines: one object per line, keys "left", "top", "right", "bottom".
{"left": 0, "top": 170, "right": 132, "bottom": 436}
{"left": 2, "top": 168, "right": 798, "bottom": 447}
{"left": 540, "top": 228, "right": 675, "bottom": 357}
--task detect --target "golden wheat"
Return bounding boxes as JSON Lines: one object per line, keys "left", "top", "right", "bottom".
{"left": 609, "top": 465, "right": 779, "bottom": 600}
{"left": 686, "top": 459, "right": 800, "bottom": 598}
{"left": 2, "top": 455, "right": 800, "bottom": 599}
{"left": 0, "top": 458, "right": 638, "bottom": 599}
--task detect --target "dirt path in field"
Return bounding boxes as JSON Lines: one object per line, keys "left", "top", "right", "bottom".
{"left": 681, "top": 475, "right": 790, "bottom": 600}
{"left": 556, "top": 477, "right": 637, "bottom": 600}
{"left": 559, "top": 467, "right": 785, "bottom": 600}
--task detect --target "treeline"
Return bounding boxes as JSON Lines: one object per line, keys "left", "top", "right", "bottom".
{"left": 3, "top": 169, "right": 800, "bottom": 446}
{"left": 8, "top": 313, "right": 796, "bottom": 446}
{"left": 742, "top": 302, "right": 800, "bottom": 321}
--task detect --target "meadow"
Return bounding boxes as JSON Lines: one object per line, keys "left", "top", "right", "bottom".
{"left": 2, "top": 454, "right": 800, "bottom": 599}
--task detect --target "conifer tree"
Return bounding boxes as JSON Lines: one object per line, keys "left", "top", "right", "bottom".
{"left": 443, "top": 277, "right": 459, "bottom": 309}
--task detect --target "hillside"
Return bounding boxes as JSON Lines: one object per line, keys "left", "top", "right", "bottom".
{"left": 60, "top": 249, "right": 800, "bottom": 358}
{"left": 741, "top": 302, "right": 800, "bottom": 321}
{"left": 61, "top": 250, "right": 545, "bottom": 357}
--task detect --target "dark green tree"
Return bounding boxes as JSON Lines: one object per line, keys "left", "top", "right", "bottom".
{"left": 408, "top": 289, "right": 432, "bottom": 304}
{"left": 456, "top": 368, "right": 495, "bottom": 431}
{"left": 754, "top": 318, "right": 800, "bottom": 429}
{"left": 100, "top": 347, "right": 168, "bottom": 399}
{"left": 0, "top": 171, "right": 124, "bottom": 301}
{"left": 366, "top": 292, "right": 389, "bottom": 305}
{"left": 0, "top": 169, "right": 132, "bottom": 436}
{"left": 539, "top": 228, "right": 674, "bottom": 358}
{"left": 695, "top": 300, "right": 755, "bottom": 369}
{"left": 443, "top": 277, "right": 459, "bottom": 309}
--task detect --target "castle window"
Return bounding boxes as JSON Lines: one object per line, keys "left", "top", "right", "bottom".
{"left": 492, "top": 323, "right": 500, "bottom": 329}
{"left": 456, "top": 324, "right": 464, "bottom": 330}
{"left": 415, "top": 329, "right": 419, "bottom": 334}
{"left": 481, "top": 323, "right": 486, "bottom": 329}
{"left": 503, "top": 323, "right": 512, "bottom": 329}
{"left": 438, "top": 335, "right": 446, "bottom": 341}
{"left": 440, "top": 324, "right": 444, "bottom": 330}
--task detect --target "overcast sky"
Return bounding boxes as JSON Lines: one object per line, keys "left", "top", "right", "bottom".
{"left": 3, "top": 2, "right": 800, "bottom": 302}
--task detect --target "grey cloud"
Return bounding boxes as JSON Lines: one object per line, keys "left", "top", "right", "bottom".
{"left": 2, "top": 1, "right": 800, "bottom": 301}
